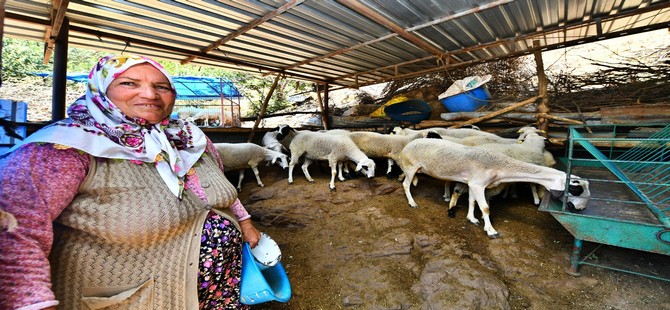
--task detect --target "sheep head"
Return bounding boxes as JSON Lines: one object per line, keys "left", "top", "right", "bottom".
{"left": 271, "top": 153, "right": 289, "bottom": 169}
{"left": 276, "top": 124, "right": 295, "bottom": 141}
{"left": 356, "top": 158, "right": 376, "bottom": 179}
{"left": 549, "top": 177, "right": 590, "bottom": 212}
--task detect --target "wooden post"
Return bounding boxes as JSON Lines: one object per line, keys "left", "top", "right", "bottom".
{"left": 248, "top": 73, "right": 282, "bottom": 142}
{"left": 324, "top": 83, "right": 331, "bottom": 129}
{"left": 315, "top": 83, "right": 329, "bottom": 130}
{"left": 533, "top": 40, "right": 549, "bottom": 133}
{"left": 51, "top": 17, "right": 69, "bottom": 122}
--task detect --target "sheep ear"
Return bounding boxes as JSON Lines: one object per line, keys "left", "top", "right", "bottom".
{"left": 426, "top": 131, "right": 442, "bottom": 139}
{"left": 568, "top": 184, "right": 584, "bottom": 196}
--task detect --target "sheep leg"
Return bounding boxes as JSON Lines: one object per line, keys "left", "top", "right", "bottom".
{"left": 449, "top": 183, "right": 469, "bottom": 218}
{"left": 402, "top": 167, "right": 419, "bottom": 208}
{"left": 530, "top": 183, "right": 540, "bottom": 205}
{"left": 328, "top": 159, "right": 338, "bottom": 190}
{"left": 337, "top": 162, "right": 346, "bottom": 181}
{"left": 251, "top": 166, "right": 264, "bottom": 188}
{"left": 466, "top": 187, "right": 480, "bottom": 226}
{"left": 386, "top": 159, "right": 394, "bottom": 175}
{"left": 288, "top": 164, "right": 295, "bottom": 184}
{"left": 301, "top": 159, "right": 315, "bottom": 183}
{"left": 443, "top": 180, "right": 451, "bottom": 202}
{"left": 236, "top": 170, "right": 245, "bottom": 192}
{"left": 470, "top": 184, "right": 500, "bottom": 238}
{"left": 287, "top": 151, "right": 303, "bottom": 184}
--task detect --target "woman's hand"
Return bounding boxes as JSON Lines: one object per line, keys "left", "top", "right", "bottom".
{"left": 239, "top": 219, "right": 261, "bottom": 248}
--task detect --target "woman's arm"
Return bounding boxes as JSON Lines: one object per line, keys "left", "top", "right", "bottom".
{"left": 0, "top": 143, "right": 90, "bottom": 309}
{"left": 203, "top": 138, "right": 261, "bottom": 247}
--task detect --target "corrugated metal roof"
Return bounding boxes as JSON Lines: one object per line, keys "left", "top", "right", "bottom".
{"left": 4, "top": 0, "right": 670, "bottom": 88}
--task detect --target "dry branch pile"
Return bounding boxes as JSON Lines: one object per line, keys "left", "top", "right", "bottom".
{"left": 379, "top": 45, "right": 670, "bottom": 115}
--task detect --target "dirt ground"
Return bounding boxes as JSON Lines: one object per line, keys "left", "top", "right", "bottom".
{"left": 231, "top": 161, "right": 670, "bottom": 310}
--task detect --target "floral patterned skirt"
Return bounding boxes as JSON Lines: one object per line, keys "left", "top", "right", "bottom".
{"left": 198, "top": 212, "right": 249, "bottom": 310}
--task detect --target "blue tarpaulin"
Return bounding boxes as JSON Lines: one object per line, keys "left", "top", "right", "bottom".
{"left": 35, "top": 73, "right": 242, "bottom": 101}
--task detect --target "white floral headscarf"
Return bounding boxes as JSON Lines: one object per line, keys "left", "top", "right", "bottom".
{"left": 10, "top": 54, "right": 207, "bottom": 198}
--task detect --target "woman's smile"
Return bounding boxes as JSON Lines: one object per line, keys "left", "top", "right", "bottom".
{"left": 106, "top": 63, "right": 176, "bottom": 124}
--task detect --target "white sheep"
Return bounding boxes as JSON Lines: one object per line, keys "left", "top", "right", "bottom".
{"left": 516, "top": 126, "right": 556, "bottom": 166}
{"left": 174, "top": 106, "right": 200, "bottom": 120}
{"left": 393, "top": 126, "right": 528, "bottom": 146}
{"left": 324, "top": 129, "right": 430, "bottom": 177}
{"left": 286, "top": 130, "right": 376, "bottom": 190}
{"left": 392, "top": 126, "right": 497, "bottom": 139}
{"left": 213, "top": 142, "right": 289, "bottom": 192}
{"left": 276, "top": 125, "right": 353, "bottom": 178}
{"left": 175, "top": 107, "right": 224, "bottom": 127}
{"left": 396, "top": 138, "right": 590, "bottom": 238}
{"left": 442, "top": 127, "right": 554, "bottom": 205}
{"left": 274, "top": 124, "right": 301, "bottom": 150}
{"left": 446, "top": 131, "right": 553, "bottom": 210}
{"left": 191, "top": 108, "right": 223, "bottom": 127}
{"left": 262, "top": 130, "right": 287, "bottom": 154}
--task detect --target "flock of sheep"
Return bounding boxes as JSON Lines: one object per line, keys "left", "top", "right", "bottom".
{"left": 213, "top": 124, "right": 591, "bottom": 238}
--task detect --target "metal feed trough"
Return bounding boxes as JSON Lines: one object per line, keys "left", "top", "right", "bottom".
{"left": 539, "top": 123, "right": 670, "bottom": 281}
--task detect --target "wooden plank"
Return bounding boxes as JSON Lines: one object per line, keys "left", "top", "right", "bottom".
{"left": 448, "top": 96, "right": 540, "bottom": 128}
{"left": 440, "top": 111, "right": 594, "bottom": 123}
{"left": 330, "top": 116, "right": 404, "bottom": 129}
{"left": 600, "top": 104, "right": 670, "bottom": 124}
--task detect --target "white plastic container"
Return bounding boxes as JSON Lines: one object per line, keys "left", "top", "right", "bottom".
{"left": 250, "top": 232, "right": 282, "bottom": 270}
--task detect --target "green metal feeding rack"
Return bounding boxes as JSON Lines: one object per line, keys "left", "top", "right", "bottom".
{"left": 539, "top": 123, "right": 670, "bottom": 281}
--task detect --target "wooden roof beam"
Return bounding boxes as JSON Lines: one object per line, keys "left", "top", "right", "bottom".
{"left": 43, "top": 0, "right": 68, "bottom": 64}
{"left": 284, "top": 0, "right": 511, "bottom": 71}
{"left": 181, "top": 0, "right": 304, "bottom": 65}
{"left": 334, "top": 1, "right": 670, "bottom": 84}
{"left": 337, "top": 0, "right": 445, "bottom": 58}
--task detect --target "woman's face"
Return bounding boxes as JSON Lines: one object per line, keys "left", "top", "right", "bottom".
{"left": 106, "top": 63, "right": 175, "bottom": 124}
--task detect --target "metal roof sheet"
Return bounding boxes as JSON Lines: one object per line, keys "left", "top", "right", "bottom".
{"left": 4, "top": 0, "right": 670, "bottom": 88}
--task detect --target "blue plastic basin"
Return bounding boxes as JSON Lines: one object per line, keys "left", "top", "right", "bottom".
{"left": 240, "top": 242, "right": 292, "bottom": 305}
{"left": 384, "top": 99, "right": 433, "bottom": 124}
{"left": 440, "top": 86, "right": 491, "bottom": 112}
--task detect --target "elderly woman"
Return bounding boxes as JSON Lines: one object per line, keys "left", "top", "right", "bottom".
{"left": 0, "top": 54, "right": 260, "bottom": 309}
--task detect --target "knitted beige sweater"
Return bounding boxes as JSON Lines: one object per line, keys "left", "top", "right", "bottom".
{"left": 49, "top": 154, "right": 239, "bottom": 309}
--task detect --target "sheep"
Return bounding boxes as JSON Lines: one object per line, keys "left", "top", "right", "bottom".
{"left": 213, "top": 142, "right": 289, "bottom": 192}
{"left": 274, "top": 124, "right": 301, "bottom": 150}
{"left": 442, "top": 126, "right": 551, "bottom": 202}
{"left": 262, "top": 130, "right": 287, "bottom": 154}
{"left": 275, "top": 125, "right": 350, "bottom": 178}
{"left": 396, "top": 138, "right": 590, "bottom": 238}
{"left": 447, "top": 132, "right": 551, "bottom": 209}
{"left": 323, "top": 129, "right": 432, "bottom": 177}
{"left": 175, "top": 107, "right": 225, "bottom": 127}
{"left": 393, "top": 126, "right": 531, "bottom": 146}
{"left": 392, "top": 126, "right": 498, "bottom": 139}
{"left": 517, "top": 127, "right": 556, "bottom": 167}
{"left": 190, "top": 108, "right": 223, "bottom": 127}
{"left": 286, "top": 130, "right": 376, "bottom": 190}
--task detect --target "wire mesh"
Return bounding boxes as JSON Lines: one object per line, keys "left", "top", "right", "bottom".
{"left": 567, "top": 124, "right": 670, "bottom": 228}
